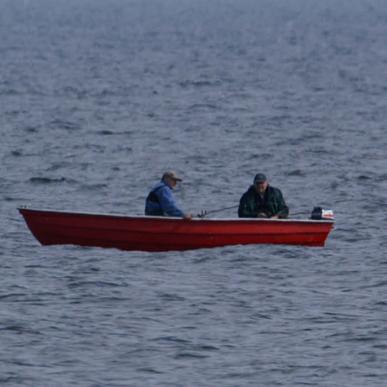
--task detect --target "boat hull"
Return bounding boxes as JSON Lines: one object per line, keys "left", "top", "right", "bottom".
{"left": 18, "top": 208, "right": 334, "bottom": 252}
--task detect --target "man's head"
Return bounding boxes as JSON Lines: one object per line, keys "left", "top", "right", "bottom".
{"left": 254, "top": 173, "right": 268, "bottom": 194}
{"left": 162, "top": 171, "right": 182, "bottom": 188}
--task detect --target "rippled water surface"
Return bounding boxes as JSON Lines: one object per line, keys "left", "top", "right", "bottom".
{"left": 2, "top": 0, "right": 387, "bottom": 386}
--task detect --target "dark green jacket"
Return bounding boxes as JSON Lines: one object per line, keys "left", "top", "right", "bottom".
{"left": 238, "top": 185, "right": 289, "bottom": 218}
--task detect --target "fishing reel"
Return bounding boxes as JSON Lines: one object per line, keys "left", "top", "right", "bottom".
{"left": 310, "top": 207, "right": 334, "bottom": 220}
{"left": 197, "top": 210, "right": 208, "bottom": 218}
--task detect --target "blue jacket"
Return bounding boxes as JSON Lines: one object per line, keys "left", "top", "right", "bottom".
{"left": 145, "top": 181, "right": 185, "bottom": 217}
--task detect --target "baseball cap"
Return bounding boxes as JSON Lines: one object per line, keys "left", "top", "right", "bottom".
{"left": 162, "top": 171, "right": 183, "bottom": 181}
{"left": 254, "top": 173, "right": 267, "bottom": 184}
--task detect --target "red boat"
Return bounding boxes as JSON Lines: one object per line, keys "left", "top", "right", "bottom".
{"left": 18, "top": 207, "right": 334, "bottom": 252}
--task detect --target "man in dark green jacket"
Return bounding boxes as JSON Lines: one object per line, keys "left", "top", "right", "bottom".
{"left": 238, "top": 173, "right": 289, "bottom": 218}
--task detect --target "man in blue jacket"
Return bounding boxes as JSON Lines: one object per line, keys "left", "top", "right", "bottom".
{"left": 145, "top": 171, "right": 192, "bottom": 219}
{"left": 238, "top": 173, "right": 289, "bottom": 219}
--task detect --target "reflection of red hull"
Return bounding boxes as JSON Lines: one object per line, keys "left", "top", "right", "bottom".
{"left": 18, "top": 208, "right": 334, "bottom": 252}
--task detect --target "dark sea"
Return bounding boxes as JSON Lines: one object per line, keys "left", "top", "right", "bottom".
{"left": 2, "top": 0, "right": 387, "bottom": 385}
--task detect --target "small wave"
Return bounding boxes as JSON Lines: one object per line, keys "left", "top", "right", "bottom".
{"left": 136, "top": 367, "right": 164, "bottom": 374}
{"left": 67, "top": 280, "right": 122, "bottom": 289}
{"left": 179, "top": 80, "right": 220, "bottom": 88}
{"left": 0, "top": 293, "right": 27, "bottom": 301}
{"left": 174, "top": 352, "right": 209, "bottom": 359}
{"left": 49, "top": 119, "right": 80, "bottom": 131}
{"left": 360, "top": 280, "right": 387, "bottom": 289}
{"left": 189, "top": 103, "right": 219, "bottom": 110}
{"left": 306, "top": 147, "right": 330, "bottom": 154}
{"left": 0, "top": 88, "right": 19, "bottom": 96}
{"left": 0, "top": 323, "right": 41, "bottom": 335}
{"left": 4, "top": 196, "right": 19, "bottom": 202}
{"left": 376, "top": 173, "right": 387, "bottom": 181}
{"left": 96, "top": 130, "right": 114, "bottom": 135}
{"left": 153, "top": 336, "right": 190, "bottom": 344}
{"left": 158, "top": 292, "right": 186, "bottom": 302}
{"left": 357, "top": 174, "right": 372, "bottom": 181}
{"left": 24, "top": 126, "right": 39, "bottom": 133}
{"left": 29, "top": 177, "right": 67, "bottom": 184}
{"left": 287, "top": 169, "right": 305, "bottom": 177}
{"left": 0, "top": 377, "right": 17, "bottom": 384}
{"left": 196, "top": 344, "right": 219, "bottom": 351}
{"left": 79, "top": 183, "right": 109, "bottom": 191}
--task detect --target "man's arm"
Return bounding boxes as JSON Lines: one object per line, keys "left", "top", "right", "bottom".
{"left": 275, "top": 190, "right": 289, "bottom": 218}
{"left": 157, "top": 186, "right": 185, "bottom": 217}
{"left": 238, "top": 193, "right": 256, "bottom": 218}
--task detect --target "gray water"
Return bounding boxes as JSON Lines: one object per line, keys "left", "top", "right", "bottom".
{"left": 2, "top": 0, "right": 387, "bottom": 386}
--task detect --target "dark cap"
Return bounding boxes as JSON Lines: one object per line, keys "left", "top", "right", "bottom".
{"left": 162, "top": 171, "right": 182, "bottom": 181}
{"left": 254, "top": 173, "right": 267, "bottom": 184}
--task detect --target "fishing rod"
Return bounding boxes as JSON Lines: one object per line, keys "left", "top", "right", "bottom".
{"left": 197, "top": 206, "right": 308, "bottom": 218}
{"left": 197, "top": 206, "right": 334, "bottom": 220}
{"left": 290, "top": 211, "right": 310, "bottom": 217}
{"left": 197, "top": 205, "right": 239, "bottom": 218}
{"left": 198, "top": 206, "right": 304, "bottom": 218}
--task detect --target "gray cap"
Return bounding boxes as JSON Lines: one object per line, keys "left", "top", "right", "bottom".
{"left": 254, "top": 173, "right": 267, "bottom": 184}
{"left": 162, "top": 171, "right": 182, "bottom": 181}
